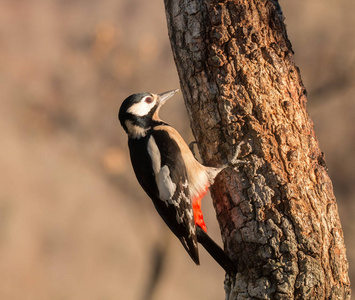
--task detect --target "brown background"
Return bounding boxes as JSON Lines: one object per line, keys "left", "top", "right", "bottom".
{"left": 0, "top": 0, "right": 353, "bottom": 299}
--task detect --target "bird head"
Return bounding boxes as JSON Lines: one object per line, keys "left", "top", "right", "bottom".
{"left": 119, "top": 89, "right": 179, "bottom": 138}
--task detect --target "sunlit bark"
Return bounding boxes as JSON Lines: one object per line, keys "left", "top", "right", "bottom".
{"left": 164, "top": 0, "right": 350, "bottom": 299}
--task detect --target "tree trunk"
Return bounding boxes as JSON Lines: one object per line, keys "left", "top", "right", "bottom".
{"left": 164, "top": 0, "right": 350, "bottom": 299}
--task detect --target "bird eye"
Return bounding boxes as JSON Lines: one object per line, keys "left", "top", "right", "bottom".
{"left": 145, "top": 97, "right": 153, "bottom": 104}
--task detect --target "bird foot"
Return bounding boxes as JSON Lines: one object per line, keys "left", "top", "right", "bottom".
{"left": 229, "top": 141, "right": 249, "bottom": 168}
{"left": 189, "top": 141, "right": 199, "bottom": 160}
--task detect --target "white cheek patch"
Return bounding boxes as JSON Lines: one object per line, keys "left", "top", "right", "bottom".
{"left": 127, "top": 97, "right": 156, "bottom": 116}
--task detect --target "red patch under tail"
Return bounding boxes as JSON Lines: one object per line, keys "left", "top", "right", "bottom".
{"left": 192, "top": 187, "right": 209, "bottom": 232}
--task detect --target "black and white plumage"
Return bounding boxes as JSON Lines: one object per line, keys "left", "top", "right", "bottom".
{"left": 119, "top": 89, "right": 241, "bottom": 272}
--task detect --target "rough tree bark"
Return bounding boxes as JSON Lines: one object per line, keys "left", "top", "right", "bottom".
{"left": 164, "top": 0, "right": 350, "bottom": 299}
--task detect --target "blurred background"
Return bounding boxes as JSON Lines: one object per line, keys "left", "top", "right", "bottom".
{"left": 0, "top": 0, "right": 353, "bottom": 299}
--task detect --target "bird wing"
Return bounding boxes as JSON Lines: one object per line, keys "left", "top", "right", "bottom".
{"left": 128, "top": 128, "right": 199, "bottom": 264}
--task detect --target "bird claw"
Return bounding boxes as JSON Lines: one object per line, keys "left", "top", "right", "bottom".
{"left": 189, "top": 141, "right": 198, "bottom": 160}
{"left": 229, "top": 141, "right": 249, "bottom": 167}
{"left": 190, "top": 140, "right": 249, "bottom": 168}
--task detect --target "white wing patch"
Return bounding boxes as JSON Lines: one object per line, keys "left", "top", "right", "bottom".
{"left": 156, "top": 165, "right": 177, "bottom": 201}
{"left": 147, "top": 136, "right": 176, "bottom": 201}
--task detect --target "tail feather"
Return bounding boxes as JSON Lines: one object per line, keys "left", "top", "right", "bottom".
{"left": 179, "top": 235, "right": 200, "bottom": 265}
{"left": 196, "top": 226, "right": 237, "bottom": 274}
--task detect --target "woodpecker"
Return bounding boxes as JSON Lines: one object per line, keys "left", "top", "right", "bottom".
{"left": 118, "top": 89, "right": 243, "bottom": 273}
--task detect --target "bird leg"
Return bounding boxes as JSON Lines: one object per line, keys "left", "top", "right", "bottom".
{"left": 188, "top": 141, "right": 199, "bottom": 160}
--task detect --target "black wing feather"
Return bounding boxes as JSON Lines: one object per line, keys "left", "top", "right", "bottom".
{"left": 128, "top": 129, "right": 199, "bottom": 264}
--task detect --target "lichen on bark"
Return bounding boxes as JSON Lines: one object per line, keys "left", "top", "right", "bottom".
{"left": 164, "top": 0, "right": 350, "bottom": 299}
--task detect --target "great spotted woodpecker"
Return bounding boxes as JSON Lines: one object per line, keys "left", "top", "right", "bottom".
{"left": 119, "top": 89, "right": 243, "bottom": 273}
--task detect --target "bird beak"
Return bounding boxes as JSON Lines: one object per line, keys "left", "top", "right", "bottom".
{"left": 157, "top": 89, "right": 179, "bottom": 105}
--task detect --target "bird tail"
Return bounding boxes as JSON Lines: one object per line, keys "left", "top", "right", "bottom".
{"left": 196, "top": 226, "right": 237, "bottom": 274}
{"left": 179, "top": 235, "right": 200, "bottom": 265}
